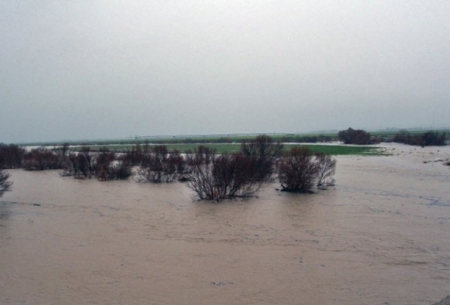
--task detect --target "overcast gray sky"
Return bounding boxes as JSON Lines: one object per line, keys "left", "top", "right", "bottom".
{"left": 1, "top": 0, "right": 449, "bottom": 143}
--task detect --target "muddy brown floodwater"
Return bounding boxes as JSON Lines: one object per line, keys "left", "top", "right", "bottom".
{"left": 1, "top": 144, "right": 450, "bottom": 305}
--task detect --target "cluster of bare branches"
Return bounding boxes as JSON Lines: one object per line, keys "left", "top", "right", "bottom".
{"left": 277, "top": 147, "right": 336, "bottom": 193}
{"left": 185, "top": 137, "right": 336, "bottom": 200}
{"left": 0, "top": 135, "right": 337, "bottom": 200}
{"left": 62, "top": 147, "right": 95, "bottom": 178}
{"left": 62, "top": 147, "right": 132, "bottom": 180}
{"left": 315, "top": 152, "right": 337, "bottom": 189}
{"left": 241, "top": 134, "right": 284, "bottom": 181}
{"left": 186, "top": 137, "right": 283, "bottom": 201}
{"left": 23, "top": 147, "right": 64, "bottom": 170}
{"left": 0, "top": 170, "right": 12, "bottom": 197}
{"left": 137, "top": 145, "right": 188, "bottom": 183}
{"left": 187, "top": 153, "right": 262, "bottom": 201}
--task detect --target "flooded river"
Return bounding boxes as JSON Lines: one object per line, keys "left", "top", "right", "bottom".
{"left": 1, "top": 144, "right": 450, "bottom": 304}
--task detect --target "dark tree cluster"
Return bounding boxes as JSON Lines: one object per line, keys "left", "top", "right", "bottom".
{"left": 338, "top": 128, "right": 372, "bottom": 145}
{"left": 393, "top": 130, "right": 447, "bottom": 146}
{"left": 0, "top": 144, "right": 25, "bottom": 169}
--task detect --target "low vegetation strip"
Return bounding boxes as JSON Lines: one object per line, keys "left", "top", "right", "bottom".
{"left": 18, "top": 128, "right": 448, "bottom": 149}
{"left": 68, "top": 143, "right": 384, "bottom": 156}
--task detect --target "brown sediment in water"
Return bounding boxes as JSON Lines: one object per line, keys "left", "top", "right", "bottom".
{"left": 1, "top": 143, "right": 450, "bottom": 305}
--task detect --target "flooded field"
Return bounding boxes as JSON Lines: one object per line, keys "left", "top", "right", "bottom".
{"left": 1, "top": 144, "right": 450, "bottom": 305}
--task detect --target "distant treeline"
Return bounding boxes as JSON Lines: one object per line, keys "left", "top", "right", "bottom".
{"left": 337, "top": 128, "right": 448, "bottom": 146}
{"left": 391, "top": 130, "right": 447, "bottom": 146}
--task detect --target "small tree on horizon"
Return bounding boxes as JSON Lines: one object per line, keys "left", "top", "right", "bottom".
{"left": 338, "top": 128, "right": 371, "bottom": 145}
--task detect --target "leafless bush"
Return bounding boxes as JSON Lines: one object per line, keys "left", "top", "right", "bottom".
{"left": 113, "top": 160, "right": 133, "bottom": 179}
{"left": 23, "top": 147, "right": 62, "bottom": 170}
{"left": 315, "top": 152, "right": 336, "bottom": 189}
{"left": 187, "top": 152, "right": 261, "bottom": 201}
{"left": 241, "top": 134, "right": 283, "bottom": 181}
{"left": 277, "top": 147, "right": 320, "bottom": 193}
{"left": 97, "top": 160, "right": 132, "bottom": 181}
{"left": 62, "top": 147, "right": 131, "bottom": 180}
{"left": 120, "top": 143, "right": 145, "bottom": 166}
{"left": 95, "top": 148, "right": 116, "bottom": 180}
{"left": 241, "top": 134, "right": 284, "bottom": 158}
{"left": 0, "top": 144, "right": 25, "bottom": 169}
{"left": 0, "top": 170, "right": 12, "bottom": 197}
{"left": 62, "top": 147, "right": 95, "bottom": 178}
{"left": 185, "top": 145, "right": 216, "bottom": 166}
{"left": 139, "top": 146, "right": 188, "bottom": 183}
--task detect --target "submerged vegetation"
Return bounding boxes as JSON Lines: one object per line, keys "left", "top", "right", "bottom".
{"left": 1, "top": 128, "right": 448, "bottom": 201}
{"left": 278, "top": 147, "right": 336, "bottom": 193}
{"left": 0, "top": 134, "right": 340, "bottom": 201}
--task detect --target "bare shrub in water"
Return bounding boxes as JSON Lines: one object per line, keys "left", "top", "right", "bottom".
{"left": 62, "top": 147, "right": 131, "bottom": 180}
{"left": 241, "top": 134, "right": 284, "bottom": 182}
{"left": 139, "top": 146, "right": 188, "bottom": 183}
{"left": 120, "top": 143, "right": 145, "bottom": 166}
{"left": 187, "top": 150, "right": 262, "bottom": 201}
{"left": 0, "top": 170, "right": 12, "bottom": 197}
{"left": 0, "top": 144, "right": 26, "bottom": 169}
{"left": 23, "top": 147, "right": 62, "bottom": 170}
{"left": 277, "top": 147, "right": 337, "bottom": 193}
{"left": 185, "top": 145, "right": 216, "bottom": 167}
{"left": 95, "top": 148, "right": 117, "bottom": 180}
{"left": 62, "top": 147, "right": 95, "bottom": 178}
{"left": 315, "top": 152, "right": 336, "bottom": 189}
{"left": 97, "top": 160, "right": 133, "bottom": 181}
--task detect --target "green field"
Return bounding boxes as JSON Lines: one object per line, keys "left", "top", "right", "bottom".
{"left": 64, "top": 143, "right": 384, "bottom": 156}
{"left": 19, "top": 128, "right": 449, "bottom": 156}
